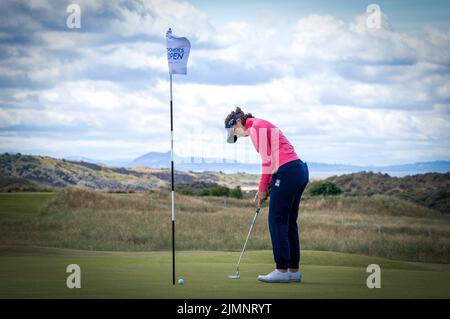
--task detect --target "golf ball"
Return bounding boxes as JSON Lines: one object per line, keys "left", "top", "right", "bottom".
{"left": 178, "top": 278, "right": 184, "bottom": 285}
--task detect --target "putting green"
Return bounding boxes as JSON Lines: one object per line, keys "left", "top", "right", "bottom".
{"left": 0, "top": 248, "right": 449, "bottom": 298}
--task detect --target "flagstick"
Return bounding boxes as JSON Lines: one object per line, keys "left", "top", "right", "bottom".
{"left": 170, "top": 72, "right": 175, "bottom": 286}
{"left": 167, "top": 27, "right": 190, "bottom": 286}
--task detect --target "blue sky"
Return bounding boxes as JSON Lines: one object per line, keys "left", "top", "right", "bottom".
{"left": 0, "top": 0, "right": 449, "bottom": 166}
{"left": 190, "top": 0, "right": 450, "bottom": 31}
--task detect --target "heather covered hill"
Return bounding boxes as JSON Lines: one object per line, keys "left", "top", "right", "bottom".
{"left": 1, "top": 153, "right": 449, "bottom": 213}
{"left": 0, "top": 153, "right": 249, "bottom": 192}
{"left": 326, "top": 172, "right": 450, "bottom": 213}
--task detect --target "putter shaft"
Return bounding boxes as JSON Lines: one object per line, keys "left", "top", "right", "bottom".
{"left": 235, "top": 207, "right": 261, "bottom": 275}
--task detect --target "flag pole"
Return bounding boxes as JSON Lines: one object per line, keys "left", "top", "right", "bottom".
{"left": 167, "top": 27, "right": 189, "bottom": 286}
{"left": 170, "top": 72, "right": 175, "bottom": 286}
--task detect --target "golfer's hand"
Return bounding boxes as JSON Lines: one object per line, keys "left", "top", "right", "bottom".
{"left": 253, "top": 191, "right": 268, "bottom": 207}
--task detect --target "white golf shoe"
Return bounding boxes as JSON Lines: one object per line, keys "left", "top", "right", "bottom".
{"left": 289, "top": 271, "right": 302, "bottom": 283}
{"left": 257, "top": 269, "right": 291, "bottom": 283}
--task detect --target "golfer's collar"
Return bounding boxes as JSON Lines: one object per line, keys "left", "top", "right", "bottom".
{"left": 245, "top": 118, "right": 254, "bottom": 130}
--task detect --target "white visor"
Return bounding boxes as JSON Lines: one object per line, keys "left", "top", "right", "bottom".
{"left": 226, "top": 127, "right": 238, "bottom": 143}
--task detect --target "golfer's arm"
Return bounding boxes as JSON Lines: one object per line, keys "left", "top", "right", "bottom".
{"left": 252, "top": 123, "right": 272, "bottom": 193}
{"left": 258, "top": 173, "right": 272, "bottom": 193}
{"left": 258, "top": 127, "right": 272, "bottom": 193}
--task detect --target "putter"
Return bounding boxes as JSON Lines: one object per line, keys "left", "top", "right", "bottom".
{"left": 227, "top": 206, "right": 261, "bottom": 279}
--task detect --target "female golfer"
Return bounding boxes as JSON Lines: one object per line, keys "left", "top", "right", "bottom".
{"left": 224, "top": 107, "right": 309, "bottom": 283}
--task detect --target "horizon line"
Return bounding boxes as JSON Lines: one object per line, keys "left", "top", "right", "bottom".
{"left": 1, "top": 150, "right": 450, "bottom": 169}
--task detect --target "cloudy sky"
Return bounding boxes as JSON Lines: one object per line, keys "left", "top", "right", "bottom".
{"left": 0, "top": 0, "right": 449, "bottom": 166}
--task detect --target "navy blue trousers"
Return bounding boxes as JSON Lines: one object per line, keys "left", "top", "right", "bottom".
{"left": 268, "top": 159, "right": 309, "bottom": 269}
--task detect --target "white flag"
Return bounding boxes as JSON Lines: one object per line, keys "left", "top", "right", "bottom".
{"left": 166, "top": 28, "right": 190, "bottom": 75}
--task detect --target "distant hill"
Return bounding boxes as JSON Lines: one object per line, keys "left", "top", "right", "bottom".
{"left": 131, "top": 151, "right": 183, "bottom": 168}
{"left": 61, "top": 151, "right": 450, "bottom": 177}
{"left": 307, "top": 160, "right": 450, "bottom": 177}
{"left": 0, "top": 153, "right": 226, "bottom": 192}
{"left": 326, "top": 171, "right": 450, "bottom": 213}
{"left": 1, "top": 152, "right": 449, "bottom": 213}
{"left": 0, "top": 153, "right": 258, "bottom": 193}
{"left": 0, "top": 175, "right": 49, "bottom": 192}
{"left": 64, "top": 155, "right": 134, "bottom": 168}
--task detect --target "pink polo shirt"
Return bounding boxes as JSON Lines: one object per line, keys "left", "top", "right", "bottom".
{"left": 245, "top": 117, "right": 300, "bottom": 193}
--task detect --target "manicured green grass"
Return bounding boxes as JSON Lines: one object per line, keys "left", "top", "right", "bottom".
{"left": 0, "top": 192, "right": 56, "bottom": 218}
{"left": 0, "top": 248, "right": 449, "bottom": 298}
{"left": 0, "top": 191, "right": 449, "bottom": 298}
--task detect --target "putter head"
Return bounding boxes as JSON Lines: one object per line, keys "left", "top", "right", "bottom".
{"left": 227, "top": 274, "right": 240, "bottom": 279}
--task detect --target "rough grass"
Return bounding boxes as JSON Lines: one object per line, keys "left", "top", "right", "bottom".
{"left": 0, "top": 188, "right": 449, "bottom": 263}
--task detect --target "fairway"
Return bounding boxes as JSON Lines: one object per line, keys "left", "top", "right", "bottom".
{"left": 0, "top": 192, "right": 56, "bottom": 218}
{"left": 0, "top": 248, "right": 449, "bottom": 298}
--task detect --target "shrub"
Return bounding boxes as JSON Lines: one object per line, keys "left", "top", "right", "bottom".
{"left": 435, "top": 189, "right": 450, "bottom": 201}
{"left": 230, "top": 186, "right": 243, "bottom": 199}
{"left": 209, "top": 185, "right": 230, "bottom": 197}
{"left": 177, "top": 182, "right": 243, "bottom": 198}
{"left": 199, "top": 189, "right": 211, "bottom": 196}
{"left": 309, "top": 181, "right": 342, "bottom": 196}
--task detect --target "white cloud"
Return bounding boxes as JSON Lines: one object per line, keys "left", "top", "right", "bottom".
{"left": 0, "top": 0, "right": 449, "bottom": 166}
